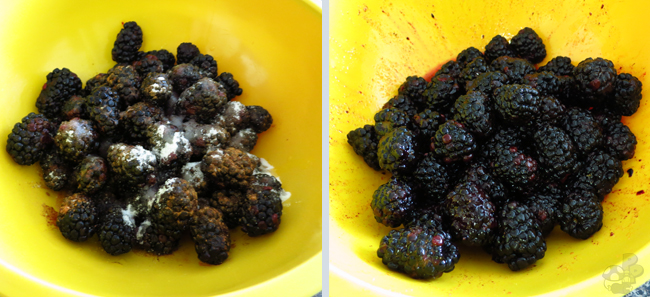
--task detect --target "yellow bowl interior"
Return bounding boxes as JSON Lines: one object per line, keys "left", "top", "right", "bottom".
{"left": 0, "top": 1, "right": 321, "bottom": 296}
{"left": 329, "top": 0, "right": 650, "bottom": 296}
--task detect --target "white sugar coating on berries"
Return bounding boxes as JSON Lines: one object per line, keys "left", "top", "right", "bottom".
{"left": 121, "top": 204, "right": 137, "bottom": 228}
{"left": 280, "top": 190, "right": 292, "bottom": 202}
{"left": 181, "top": 162, "right": 204, "bottom": 189}
{"left": 168, "top": 115, "right": 185, "bottom": 129}
{"left": 159, "top": 132, "right": 191, "bottom": 162}
{"left": 225, "top": 101, "right": 246, "bottom": 120}
{"left": 133, "top": 185, "right": 158, "bottom": 214}
{"left": 252, "top": 157, "right": 291, "bottom": 202}
{"left": 150, "top": 75, "right": 169, "bottom": 94}
{"left": 153, "top": 177, "right": 181, "bottom": 207}
{"left": 128, "top": 145, "right": 157, "bottom": 170}
{"left": 135, "top": 219, "right": 151, "bottom": 242}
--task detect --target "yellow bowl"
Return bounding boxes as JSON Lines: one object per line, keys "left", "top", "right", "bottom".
{"left": 0, "top": 1, "right": 321, "bottom": 296}
{"left": 329, "top": 0, "right": 650, "bottom": 296}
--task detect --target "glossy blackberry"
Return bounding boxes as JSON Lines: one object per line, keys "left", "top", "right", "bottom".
{"left": 107, "top": 143, "right": 157, "bottom": 187}
{"left": 445, "top": 181, "right": 496, "bottom": 246}
{"left": 373, "top": 108, "right": 411, "bottom": 137}
{"left": 453, "top": 91, "right": 493, "bottom": 138}
{"left": 215, "top": 72, "right": 243, "bottom": 100}
{"left": 491, "top": 56, "right": 536, "bottom": 84}
{"left": 83, "top": 73, "right": 107, "bottom": 96}
{"left": 240, "top": 174, "right": 284, "bottom": 236}
{"left": 119, "top": 102, "right": 162, "bottom": 140}
{"left": 491, "top": 201, "right": 546, "bottom": 271}
{"left": 538, "top": 56, "right": 574, "bottom": 76}
{"left": 569, "top": 150, "right": 623, "bottom": 200}
{"left": 610, "top": 73, "right": 643, "bottom": 116}
{"left": 412, "top": 109, "right": 446, "bottom": 140}
{"left": 371, "top": 177, "right": 416, "bottom": 227}
{"left": 524, "top": 184, "right": 562, "bottom": 236}
{"left": 383, "top": 95, "right": 419, "bottom": 118}
{"left": 150, "top": 178, "right": 198, "bottom": 242}
{"left": 176, "top": 42, "right": 201, "bottom": 64}
{"left": 422, "top": 74, "right": 461, "bottom": 111}
{"left": 111, "top": 21, "right": 143, "bottom": 63}
{"left": 536, "top": 96, "right": 566, "bottom": 126}
{"left": 146, "top": 122, "right": 192, "bottom": 168}
{"left": 523, "top": 71, "right": 561, "bottom": 97}
{"left": 246, "top": 105, "right": 273, "bottom": 133}
{"left": 73, "top": 155, "right": 108, "bottom": 195}
{"left": 132, "top": 54, "right": 163, "bottom": 77}
{"left": 347, "top": 125, "right": 381, "bottom": 171}
{"left": 201, "top": 147, "right": 259, "bottom": 189}
{"left": 190, "top": 206, "right": 230, "bottom": 265}
{"left": 98, "top": 207, "right": 136, "bottom": 255}
{"left": 182, "top": 120, "right": 230, "bottom": 158}
{"left": 228, "top": 129, "right": 258, "bottom": 152}
{"left": 572, "top": 57, "right": 617, "bottom": 107}
{"left": 398, "top": 76, "right": 427, "bottom": 105}
{"left": 463, "top": 162, "right": 509, "bottom": 207}
{"left": 377, "top": 127, "right": 419, "bottom": 174}
{"left": 412, "top": 155, "right": 449, "bottom": 202}
{"left": 377, "top": 223, "right": 459, "bottom": 279}
{"left": 168, "top": 64, "right": 208, "bottom": 93}
{"left": 36, "top": 68, "right": 82, "bottom": 120}
{"left": 484, "top": 35, "right": 515, "bottom": 62}
{"left": 214, "top": 101, "right": 250, "bottom": 135}
{"left": 54, "top": 118, "right": 99, "bottom": 162}
{"left": 560, "top": 107, "right": 603, "bottom": 153}
{"left": 86, "top": 86, "right": 121, "bottom": 136}
{"left": 494, "top": 84, "right": 541, "bottom": 125}
{"left": 459, "top": 57, "right": 490, "bottom": 85}
{"left": 56, "top": 193, "right": 97, "bottom": 242}
{"left": 489, "top": 144, "right": 538, "bottom": 194}
{"left": 533, "top": 125, "right": 579, "bottom": 181}
{"left": 456, "top": 47, "right": 484, "bottom": 69}
{"left": 140, "top": 72, "right": 173, "bottom": 107}
{"left": 61, "top": 95, "right": 86, "bottom": 120}
{"left": 178, "top": 77, "right": 228, "bottom": 123}
{"left": 210, "top": 189, "right": 246, "bottom": 228}
{"left": 435, "top": 60, "right": 462, "bottom": 79}
{"left": 559, "top": 190, "right": 603, "bottom": 239}
{"left": 482, "top": 127, "right": 526, "bottom": 159}
{"left": 145, "top": 49, "right": 176, "bottom": 71}
{"left": 40, "top": 149, "right": 71, "bottom": 191}
{"left": 465, "top": 71, "right": 509, "bottom": 98}
{"left": 190, "top": 54, "right": 218, "bottom": 78}
{"left": 510, "top": 27, "right": 546, "bottom": 64}
{"left": 106, "top": 65, "right": 141, "bottom": 106}
{"left": 6, "top": 113, "right": 55, "bottom": 165}
{"left": 603, "top": 121, "right": 637, "bottom": 160}
{"left": 432, "top": 120, "right": 477, "bottom": 163}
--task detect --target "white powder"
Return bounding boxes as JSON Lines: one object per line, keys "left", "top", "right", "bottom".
{"left": 181, "top": 162, "right": 204, "bottom": 189}
{"left": 254, "top": 157, "right": 275, "bottom": 176}
{"left": 136, "top": 219, "right": 151, "bottom": 242}
{"left": 169, "top": 115, "right": 185, "bottom": 129}
{"left": 127, "top": 145, "right": 157, "bottom": 170}
{"left": 280, "top": 190, "right": 292, "bottom": 202}
{"left": 152, "top": 178, "right": 179, "bottom": 207}
{"left": 121, "top": 205, "right": 137, "bottom": 228}
{"left": 155, "top": 131, "right": 191, "bottom": 163}
{"left": 227, "top": 101, "right": 245, "bottom": 121}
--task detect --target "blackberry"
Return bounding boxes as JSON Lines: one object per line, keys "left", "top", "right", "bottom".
{"left": 456, "top": 47, "right": 484, "bottom": 69}
{"left": 522, "top": 184, "right": 562, "bottom": 236}
{"left": 56, "top": 193, "right": 97, "bottom": 242}
{"left": 61, "top": 95, "right": 87, "bottom": 120}
{"left": 523, "top": 71, "right": 561, "bottom": 97}
{"left": 54, "top": 118, "right": 99, "bottom": 162}
{"left": 190, "top": 206, "right": 230, "bottom": 265}
{"left": 371, "top": 177, "right": 416, "bottom": 227}
{"left": 376, "top": 223, "right": 459, "bottom": 279}
{"left": 398, "top": 76, "right": 427, "bottom": 105}
{"left": 86, "top": 86, "right": 121, "bottom": 136}
{"left": 560, "top": 107, "right": 603, "bottom": 153}
{"left": 536, "top": 96, "right": 566, "bottom": 126}
{"left": 215, "top": 72, "right": 243, "bottom": 100}
{"left": 146, "top": 122, "right": 192, "bottom": 168}
{"left": 228, "top": 129, "right": 258, "bottom": 152}
{"left": 150, "top": 178, "right": 198, "bottom": 242}
{"left": 98, "top": 207, "right": 136, "bottom": 255}
{"left": 572, "top": 57, "right": 617, "bottom": 107}
{"left": 182, "top": 120, "right": 230, "bottom": 158}
{"left": 168, "top": 64, "right": 207, "bottom": 93}
{"left": 181, "top": 162, "right": 210, "bottom": 196}
{"left": 132, "top": 54, "right": 163, "bottom": 77}
{"left": 36, "top": 68, "right": 82, "bottom": 120}
{"left": 383, "top": 95, "right": 419, "bottom": 118}
{"left": 463, "top": 162, "right": 509, "bottom": 207}
{"left": 559, "top": 190, "right": 603, "bottom": 239}
{"left": 240, "top": 174, "right": 284, "bottom": 236}
{"left": 459, "top": 57, "right": 490, "bottom": 85}
{"left": 201, "top": 147, "right": 259, "bottom": 189}
{"left": 538, "top": 56, "right": 574, "bottom": 76}
{"left": 246, "top": 105, "right": 273, "bottom": 133}
{"left": 106, "top": 65, "right": 141, "bottom": 107}
{"left": 489, "top": 144, "right": 538, "bottom": 194}
{"left": 465, "top": 71, "right": 509, "bottom": 98}
{"left": 412, "top": 109, "right": 446, "bottom": 140}
{"left": 190, "top": 54, "right": 218, "bottom": 78}
{"left": 119, "top": 102, "right": 163, "bottom": 139}
{"left": 107, "top": 143, "right": 157, "bottom": 187}
{"left": 145, "top": 49, "right": 176, "bottom": 71}
{"left": 210, "top": 189, "right": 246, "bottom": 228}
{"left": 73, "top": 155, "right": 108, "bottom": 195}
{"left": 40, "top": 149, "right": 71, "bottom": 191}
{"left": 569, "top": 150, "right": 623, "bottom": 200}
{"left": 347, "top": 125, "right": 381, "bottom": 171}
{"left": 83, "top": 73, "right": 107, "bottom": 96}
{"left": 510, "top": 27, "right": 546, "bottom": 64}
{"left": 111, "top": 21, "right": 143, "bottom": 63}
{"left": 214, "top": 101, "right": 250, "bottom": 135}
{"left": 140, "top": 72, "right": 173, "bottom": 107}
{"left": 533, "top": 125, "right": 579, "bottom": 181}
{"left": 412, "top": 154, "right": 449, "bottom": 202}
{"left": 374, "top": 108, "right": 411, "bottom": 137}
{"left": 178, "top": 77, "right": 228, "bottom": 123}
{"left": 435, "top": 60, "right": 462, "bottom": 79}
{"left": 491, "top": 56, "right": 536, "bottom": 84}
{"left": 431, "top": 120, "right": 477, "bottom": 163}
{"left": 423, "top": 74, "right": 461, "bottom": 111}
{"left": 6, "top": 113, "right": 55, "bottom": 165}
{"left": 484, "top": 35, "right": 515, "bottom": 62}
{"left": 453, "top": 91, "right": 494, "bottom": 138}
{"left": 138, "top": 220, "right": 181, "bottom": 255}
{"left": 445, "top": 180, "right": 496, "bottom": 246}
{"left": 377, "top": 127, "right": 419, "bottom": 174}
{"left": 482, "top": 127, "right": 526, "bottom": 160}
{"left": 491, "top": 201, "right": 546, "bottom": 271}
{"left": 177, "top": 42, "right": 201, "bottom": 64}
{"left": 610, "top": 73, "right": 643, "bottom": 116}
{"left": 603, "top": 121, "right": 637, "bottom": 160}
{"left": 494, "top": 84, "right": 541, "bottom": 125}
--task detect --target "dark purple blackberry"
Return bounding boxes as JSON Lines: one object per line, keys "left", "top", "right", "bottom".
{"left": 383, "top": 95, "right": 419, "bottom": 118}
{"left": 210, "top": 189, "right": 245, "bottom": 228}
{"left": 494, "top": 84, "right": 541, "bottom": 125}
{"left": 459, "top": 57, "right": 490, "bottom": 85}
{"left": 145, "top": 49, "right": 176, "bottom": 71}
{"left": 149, "top": 178, "right": 198, "bottom": 243}
{"left": 138, "top": 221, "right": 181, "bottom": 255}
{"left": 6, "top": 113, "right": 55, "bottom": 165}
{"left": 377, "top": 223, "right": 459, "bottom": 279}
{"left": 98, "top": 207, "right": 136, "bottom": 255}
{"left": 111, "top": 21, "right": 143, "bottom": 63}
{"left": 538, "top": 56, "right": 574, "bottom": 76}
{"left": 61, "top": 95, "right": 87, "bottom": 120}
{"left": 462, "top": 161, "right": 509, "bottom": 207}
{"left": 54, "top": 118, "right": 99, "bottom": 163}
{"left": 240, "top": 174, "right": 284, "bottom": 236}
{"left": 431, "top": 120, "right": 477, "bottom": 163}
{"left": 435, "top": 60, "right": 462, "bottom": 79}
{"left": 106, "top": 143, "right": 157, "bottom": 187}
{"left": 106, "top": 65, "right": 141, "bottom": 107}
{"left": 445, "top": 180, "right": 496, "bottom": 246}
{"left": 558, "top": 190, "right": 603, "bottom": 239}
{"left": 482, "top": 127, "right": 526, "bottom": 160}
{"left": 603, "top": 121, "right": 637, "bottom": 160}
{"left": 484, "top": 35, "right": 515, "bottom": 62}
{"left": 559, "top": 107, "right": 603, "bottom": 153}
{"left": 168, "top": 64, "right": 208, "bottom": 93}
{"left": 523, "top": 71, "right": 561, "bottom": 97}
{"left": 377, "top": 127, "right": 419, "bottom": 174}
{"left": 40, "top": 149, "right": 71, "bottom": 191}
{"left": 510, "top": 27, "right": 546, "bottom": 64}
{"left": 572, "top": 57, "right": 617, "bottom": 107}
{"left": 73, "top": 155, "right": 108, "bottom": 195}
{"left": 86, "top": 86, "right": 121, "bottom": 136}
{"left": 491, "top": 56, "right": 536, "bottom": 84}
{"left": 465, "top": 71, "right": 509, "bottom": 98}
{"left": 373, "top": 108, "right": 411, "bottom": 137}
{"left": 140, "top": 73, "right": 173, "bottom": 107}
{"left": 36, "top": 68, "right": 82, "bottom": 120}
{"left": 533, "top": 125, "right": 579, "bottom": 181}
{"left": 489, "top": 144, "right": 538, "bottom": 194}
{"left": 177, "top": 42, "right": 201, "bottom": 64}
{"left": 132, "top": 54, "right": 163, "bottom": 77}
{"left": 453, "top": 91, "right": 493, "bottom": 138}
{"left": 610, "top": 73, "right": 643, "bottom": 116}
{"left": 347, "top": 125, "right": 380, "bottom": 170}
{"left": 569, "top": 150, "right": 623, "bottom": 200}
{"left": 190, "top": 54, "right": 218, "bottom": 78}
{"left": 412, "top": 154, "right": 449, "bottom": 203}
{"left": 190, "top": 206, "right": 230, "bottom": 265}
{"left": 178, "top": 77, "right": 228, "bottom": 123}
{"left": 246, "top": 105, "right": 273, "bottom": 133}
{"left": 491, "top": 201, "right": 546, "bottom": 271}
{"left": 412, "top": 109, "right": 446, "bottom": 140}
{"left": 456, "top": 47, "right": 484, "bottom": 69}
{"left": 146, "top": 122, "right": 192, "bottom": 169}
{"left": 536, "top": 96, "right": 566, "bottom": 126}
{"left": 371, "top": 177, "right": 415, "bottom": 228}
{"left": 119, "top": 102, "right": 163, "bottom": 139}
{"left": 522, "top": 184, "right": 562, "bottom": 237}
{"left": 422, "top": 74, "right": 461, "bottom": 111}
{"left": 228, "top": 129, "right": 257, "bottom": 152}
{"left": 214, "top": 101, "right": 250, "bottom": 135}
{"left": 83, "top": 73, "right": 107, "bottom": 96}
{"left": 398, "top": 76, "right": 427, "bottom": 105}
{"left": 57, "top": 193, "right": 97, "bottom": 242}
{"left": 215, "top": 72, "right": 243, "bottom": 100}
{"left": 201, "top": 147, "right": 259, "bottom": 189}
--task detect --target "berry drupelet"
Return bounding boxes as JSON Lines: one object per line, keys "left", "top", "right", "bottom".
{"left": 6, "top": 113, "right": 55, "bottom": 165}
{"left": 370, "top": 177, "right": 416, "bottom": 228}
{"left": 57, "top": 193, "right": 98, "bottom": 242}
